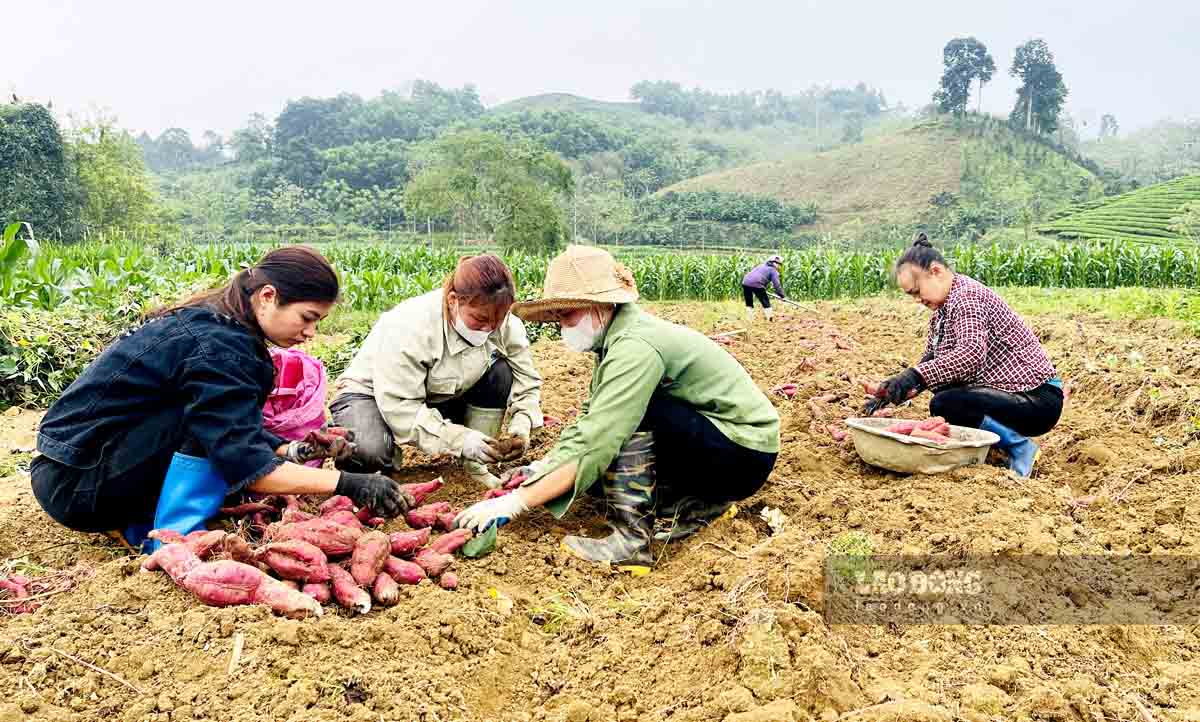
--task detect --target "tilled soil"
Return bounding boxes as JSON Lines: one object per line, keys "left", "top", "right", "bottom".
{"left": 0, "top": 298, "right": 1198, "bottom": 722}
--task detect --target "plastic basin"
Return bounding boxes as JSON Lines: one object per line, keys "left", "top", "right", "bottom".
{"left": 844, "top": 417, "right": 1000, "bottom": 475}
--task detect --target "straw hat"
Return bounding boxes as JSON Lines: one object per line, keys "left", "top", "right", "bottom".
{"left": 512, "top": 245, "right": 639, "bottom": 322}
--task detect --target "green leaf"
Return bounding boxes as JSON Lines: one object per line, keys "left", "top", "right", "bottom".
{"left": 462, "top": 524, "right": 498, "bottom": 558}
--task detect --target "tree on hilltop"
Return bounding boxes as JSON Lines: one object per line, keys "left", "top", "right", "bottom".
{"left": 933, "top": 37, "right": 996, "bottom": 116}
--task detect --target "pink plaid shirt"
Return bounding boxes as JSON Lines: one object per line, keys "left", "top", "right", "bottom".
{"left": 914, "top": 275, "right": 1056, "bottom": 393}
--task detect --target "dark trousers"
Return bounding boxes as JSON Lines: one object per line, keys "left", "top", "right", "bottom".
{"left": 632, "top": 392, "right": 777, "bottom": 507}
{"left": 742, "top": 285, "right": 770, "bottom": 308}
{"left": 930, "top": 382, "right": 1063, "bottom": 437}
{"left": 330, "top": 358, "right": 514, "bottom": 474}
{"left": 31, "top": 448, "right": 176, "bottom": 532}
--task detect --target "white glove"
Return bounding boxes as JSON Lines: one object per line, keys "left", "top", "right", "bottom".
{"left": 460, "top": 428, "right": 501, "bottom": 464}
{"left": 506, "top": 414, "right": 532, "bottom": 442}
{"left": 454, "top": 491, "right": 529, "bottom": 532}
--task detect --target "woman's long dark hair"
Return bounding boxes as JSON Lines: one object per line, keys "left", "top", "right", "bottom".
{"left": 148, "top": 246, "right": 340, "bottom": 339}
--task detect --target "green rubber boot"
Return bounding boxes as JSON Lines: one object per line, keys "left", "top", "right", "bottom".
{"left": 562, "top": 432, "right": 656, "bottom": 567}
{"left": 654, "top": 496, "right": 733, "bottom": 542}
{"left": 463, "top": 404, "right": 504, "bottom": 489}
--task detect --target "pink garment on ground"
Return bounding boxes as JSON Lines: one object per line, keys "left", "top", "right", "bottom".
{"left": 264, "top": 347, "right": 329, "bottom": 467}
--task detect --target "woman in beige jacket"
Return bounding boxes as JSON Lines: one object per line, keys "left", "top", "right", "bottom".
{"left": 330, "top": 254, "right": 544, "bottom": 488}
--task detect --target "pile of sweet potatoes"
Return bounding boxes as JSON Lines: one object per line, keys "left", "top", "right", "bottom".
{"left": 883, "top": 416, "right": 954, "bottom": 444}
{"left": 141, "top": 477, "right": 471, "bottom": 618}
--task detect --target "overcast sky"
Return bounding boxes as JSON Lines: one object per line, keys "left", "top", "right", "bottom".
{"left": 7, "top": 0, "right": 1197, "bottom": 141}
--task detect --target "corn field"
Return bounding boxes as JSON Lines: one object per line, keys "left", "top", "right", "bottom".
{"left": 3, "top": 239, "right": 1200, "bottom": 314}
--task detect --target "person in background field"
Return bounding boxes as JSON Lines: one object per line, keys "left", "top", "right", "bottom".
{"left": 31, "top": 247, "right": 411, "bottom": 549}
{"left": 330, "top": 254, "right": 543, "bottom": 489}
{"left": 453, "top": 245, "right": 780, "bottom": 568}
{"left": 742, "top": 254, "right": 785, "bottom": 321}
{"left": 870, "top": 233, "right": 1064, "bottom": 477}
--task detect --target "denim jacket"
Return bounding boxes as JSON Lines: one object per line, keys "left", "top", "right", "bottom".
{"left": 36, "top": 306, "right": 286, "bottom": 492}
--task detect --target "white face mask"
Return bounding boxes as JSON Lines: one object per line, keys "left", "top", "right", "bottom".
{"left": 562, "top": 311, "right": 602, "bottom": 352}
{"left": 452, "top": 304, "right": 492, "bottom": 347}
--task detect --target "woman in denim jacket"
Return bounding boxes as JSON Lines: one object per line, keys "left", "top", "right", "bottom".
{"left": 31, "top": 247, "right": 411, "bottom": 546}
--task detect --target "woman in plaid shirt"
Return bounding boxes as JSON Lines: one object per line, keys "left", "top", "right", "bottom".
{"left": 873, "top": 234, "right": 1064, "bottom": 477}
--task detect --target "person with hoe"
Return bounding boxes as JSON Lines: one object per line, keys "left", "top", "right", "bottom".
{"left": 453, "top": 245, "right": 780, "bottom": 567}
{"left": 31, "top": 247, "right": 412, "bottom": 549}
{"left": 330, "top": 253, "right": 543, "bottom": 489}
{"left": 741, "top": 254, "right": 785, "bottom": 321}
{"left": 868, "top": 233, "right": 1064, "bottom": 477}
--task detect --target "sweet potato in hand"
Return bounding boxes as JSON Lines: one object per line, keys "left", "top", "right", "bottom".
{"left": 398, "top": 478, "right": 444, "bottom": 506}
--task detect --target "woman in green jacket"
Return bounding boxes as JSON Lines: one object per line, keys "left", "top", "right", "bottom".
{"left": 454, "top": 245, "right": 780, "bottom": 567}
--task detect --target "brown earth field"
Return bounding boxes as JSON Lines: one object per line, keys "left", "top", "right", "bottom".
{"left": 1, "top": 297, "right": 1199, "bottom": 722}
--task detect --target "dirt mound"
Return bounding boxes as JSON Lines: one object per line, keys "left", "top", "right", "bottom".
{"left": 1, "top": 298, "right": 1198, "bottom": 722}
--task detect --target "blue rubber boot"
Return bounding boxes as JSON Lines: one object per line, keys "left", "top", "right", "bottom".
{"left": 146, "top": 452, "right": 229, "bottom": 552}
{"left": 979, "top": 415, "right": 1038, "bottom": 478}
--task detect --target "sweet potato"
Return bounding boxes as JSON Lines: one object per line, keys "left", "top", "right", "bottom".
{"left": 406, "top": 501, "right": 452, "bottom": 529}
{"left": 256, "top": 540, "right": 331, "bottom": 583}
{"left": 328, "top": 564, "right": 371, "bottom": 614}
{"left": 355, "top": 506, "right": 375, "bottom": 524}
{"left": 429, "top": 528, "right": 473, "bottom": 555}
{"left": 184, "top": 560, "right": 322, "bottom": 618}
{"left": 142, "top": 529, "right": 228, "bottom": 569}
{"left": 372, "top": 573, "right": 400, "bottom": 607}
{"left": 145, "top": 543, "right": 321, "bottom": 618}
{"left": 319, "top": 495, "right": 357, "bottom": 516}
{"left": 282, "top": 495, "right": 301, "bottom": 512}
{"left": 934, "top": 422, "right": 952, "bottom": 437}
{"left": 219, "top": 502, "right": 276, "bottom": 516}
{"left": 326, "top": 510, "right": 365, "bottom": 530}
{"left": 366, "top": 517, "right": 386, "bottom": 527}
{"left": 398, "top": 478, "right": 444, "bottom": 506}
{"left": 916, "top": 416, "right": 946, "bottom": 431}
{"left": 910, "top": 428, "right": 951, "bottom": 444}
{"left": 382, "top": 556, "right": 426, "bottom": 585}
{"left": 0, "top": 577, "right": 29, "bottom": 598}
{"left": 543, "top": 414, "right": 562, "bottom": 428}
{"left": 281, "top": 508, "right": 315, "bottom": 524}
{"left": 218, "top": 534, "right": 256, "bottom": 564}
{"left": 827, "top": 424, "right": 848, "bottom": 442}
{"left": 771, "top": 383, "right": 798, "bottom": 398}
{"left": 388, "top": 528, "right": 431, "bottom": 556}
{"left": 413, "top": 548, "right": 453, "bottom": 578}
{"left": 251, "top": 511, "right": 268, "bottom": 530}
{"left": 884, "top": 420, "right": 919, "bottom": 435}
{"left": 301, "top": 582, "right": 331, "bottom": 604}
{"left": 435, "top": 512, "right": 459, "bottom": 532}
{"left": 483, "top": 488, "right": 513, "bottom": 499}
{"left": 350, "top": 531, "right": 391, "bottom": 587}
{"left": 813, "top": 393, "right": 840, "bottom": 403}
{"left": 438, "top": 572, "right": 458, "bottom": 590}
{"left": 268, "top": 518, "right": 362, "bottom": 556}
{"left": 870, "top": 407, "right": 896, "bottom": 418}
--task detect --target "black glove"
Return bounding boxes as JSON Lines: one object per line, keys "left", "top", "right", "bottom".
{"left": 334, "top": 472, "right": 413, "bottom": 519}
{"left": 880, "top": 367, "right": 925, "bottom": 405}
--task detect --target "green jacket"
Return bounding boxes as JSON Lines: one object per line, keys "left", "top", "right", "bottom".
{"left": 536, "top": 304, "right": 780, "bottom": 518}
